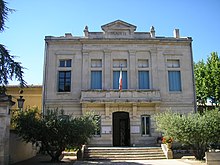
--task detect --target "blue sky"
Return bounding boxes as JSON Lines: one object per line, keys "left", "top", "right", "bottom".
{"left": 1, "top": 0, "right": 220, "bottom": 85}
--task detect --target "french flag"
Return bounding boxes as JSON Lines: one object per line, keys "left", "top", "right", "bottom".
{"left": 119, "top": 68, "right": 122, "bottom": 90}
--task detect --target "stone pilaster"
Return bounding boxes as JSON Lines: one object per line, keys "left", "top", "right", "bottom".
{"left": 105, "top": 103, "right": 110, "bottom": 119}
{"left": 150, "top": 49, "right": 159, "bottom": 89}
{"left": 129, "top": 51, "right": 136, "bottom": 89}
{"left": 82, "top": 51, "right": 89, "bottom": 89}
{"left": 132, "top": 103, "right": 137, "bottom": 119}
{"left": 103, "top": 50, "right": 111, "bottom": 89}
{"left": 0, "top": 95, "right": 14, "bottom": 165}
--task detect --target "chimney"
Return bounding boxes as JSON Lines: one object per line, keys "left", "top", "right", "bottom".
{"left": 65, "top": 33, "right": 73, "bottom": 38}
{"left": 84, "top": 26, "right": 89, "bottom": 37}
{"left": 173, "top": 29, "right": 180, "bottom": 38}
{"left": 150, "top": 26, "right": 155, "bottom": 38}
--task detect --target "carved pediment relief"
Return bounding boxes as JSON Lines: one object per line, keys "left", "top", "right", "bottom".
{"left": 101, "top": 20, "right": 137, "bottom": 37}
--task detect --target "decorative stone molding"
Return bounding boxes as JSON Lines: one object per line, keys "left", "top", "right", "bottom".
{"left": 80, "top": 90, "right": 161, "bottom": 103}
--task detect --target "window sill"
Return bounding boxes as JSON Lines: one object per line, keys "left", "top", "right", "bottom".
{"left": 141, "top": 134, "right": 150, "bottom": 137}
{"left": 57, "top": 92, "right": 71, "bottom": 95}
{"left": 93, "top": 135, "right": 101, "bottom": 138}
{"left": 169, "top": 91, "right": 182, "bottom": 94}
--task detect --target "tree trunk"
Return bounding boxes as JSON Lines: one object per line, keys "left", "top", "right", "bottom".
{"left": 77, "top": 148, "right": 82, "bottom": 160}
{"left": 193, "top": 146, "right": 206, "bottom": 160}
{"left": 47, "top": 149, "right": 64, "bottom": 162}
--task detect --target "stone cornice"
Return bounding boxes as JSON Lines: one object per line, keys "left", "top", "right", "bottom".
{"left": 45, "top": 37, "right": 192, "bottom": 47}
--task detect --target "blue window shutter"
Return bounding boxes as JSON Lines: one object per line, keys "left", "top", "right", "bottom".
{"left": 91, "top": 71, "right": 102, "bottom": 89}
{"left": 113, "top": 71, "right": 127, "bottom": 89}
{"left": 138, "top": 71, "right": 149, "bottom": 89}
{"left": 168, "top": 71, "right": 181, "bottom": 91}
{"left": 113, "top": 71, "right": 119, "bottom": 89}
{"left": 122, "top": 71, "right": 127, "bottom": 89}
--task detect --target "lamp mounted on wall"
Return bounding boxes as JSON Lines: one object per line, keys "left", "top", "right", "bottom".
{"left": 17, "top": 89, "right": 25, "bottom": 110}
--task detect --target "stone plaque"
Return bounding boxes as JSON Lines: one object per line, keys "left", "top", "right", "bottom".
{"left": 131, "top": 126, "right": 140, "bottom": 133}
{"left": 102, "top": 126, "right": 111, "bottom": 134}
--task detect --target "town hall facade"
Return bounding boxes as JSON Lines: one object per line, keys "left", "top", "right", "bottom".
{"left": 43, "top": 20, "right": 195, "bottom": 146}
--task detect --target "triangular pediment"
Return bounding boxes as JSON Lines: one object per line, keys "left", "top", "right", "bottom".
{"left": 101, "top": 20, "right": 137, "bottom": 33}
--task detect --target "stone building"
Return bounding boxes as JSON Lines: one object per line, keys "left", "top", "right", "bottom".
{"left": 43, "top": 20, "right": 195, "bottom": 147}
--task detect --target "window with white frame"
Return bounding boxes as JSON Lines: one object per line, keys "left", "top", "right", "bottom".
{"left": 59, "top": 59, "right": 72, "bottom": 67}
{"left": 141, "top": 115, "right": 150, "bottom": 135}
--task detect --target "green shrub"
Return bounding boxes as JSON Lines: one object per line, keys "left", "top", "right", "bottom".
{"left": 14, "top": 108, "right": 96, "bottom": 162}
{"left": 154, "top": 109, "right": 220, "bottom": 160}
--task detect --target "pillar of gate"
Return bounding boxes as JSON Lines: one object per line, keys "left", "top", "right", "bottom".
{"left": 0, "top": 94, "right": 14, "bottom": 165}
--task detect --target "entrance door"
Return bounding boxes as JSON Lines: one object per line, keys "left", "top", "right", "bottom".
{"left": 113, "top": 112, "right": 130, "bottom": 146}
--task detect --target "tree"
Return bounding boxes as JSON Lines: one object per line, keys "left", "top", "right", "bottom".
{"left": 13, "top": 108, "right": 97, "bottom": 162}
{"left": 0, "top": 0, "right": 26, "bottom": 94}
{"left": 154, "top": 110, "right": 220, "bottom": 160}
{"left": 205, "top": 52, "right": 220, "bottom": 107}
{"left": 194, "top": 52, "right": 220, "bottom": 108}
{"left": 194, "top": 60, "right": 208, "bottom": 106}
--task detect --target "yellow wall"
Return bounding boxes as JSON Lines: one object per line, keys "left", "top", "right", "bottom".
{"left": 6, "top": 85, "right": 42, "bottom": 111}
{"left": 6, "top": 86, "right": 42, "bottom": 163}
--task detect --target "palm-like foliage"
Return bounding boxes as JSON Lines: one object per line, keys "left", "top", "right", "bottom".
{"left": 0, "top": 0, "right": 26, "bottom": 93}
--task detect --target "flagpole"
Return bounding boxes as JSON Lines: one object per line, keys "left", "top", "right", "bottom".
{"left": 119, "top": 64, "right": 122, "bottom": 98}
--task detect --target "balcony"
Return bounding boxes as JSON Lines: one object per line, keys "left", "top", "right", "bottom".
{"left": 80, "top": 89, "right": 161, "bottom": 104}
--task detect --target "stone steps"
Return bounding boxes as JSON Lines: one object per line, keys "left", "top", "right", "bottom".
{"left": 84, "top": 147, "right": 166, "bottom": 160}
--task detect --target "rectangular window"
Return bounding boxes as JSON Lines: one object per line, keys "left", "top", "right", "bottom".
{"left": 91, "top": 59, "right": 102, "bottom": 68}
{"left": 58, "top": 71, "right": 71, "bottom": 92}
{"left": 141, "top": 115, "right": 150, "bottom": 135}
{"left": 59, "top": 59, "right": 72, "bottom": 67}
{"left": 168, "top": 71, "right": 182, "bottom": 91}
{"left": 138, "top": 71, "right": 150, "bottom": 89}
{"left": 138, "top": 59, "right": 149, "bottom": 68}
{"left": 113, "top": 71, "right": 127, "bottom": 89}
{"left": 91, "top": 71, "right": 102, "bottom": 89}
{"left": 93, "top": 115, "right": 101, "bottom": 136}
{"left": 167, "top": 59, "right": 180, "bottom": 68}
{"left": 113, "top": 59, "right": 127, "bottom": 68}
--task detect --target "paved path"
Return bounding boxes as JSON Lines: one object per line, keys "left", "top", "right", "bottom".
{"left": 11, "top": 154, "right": 206, "bottom": 165}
